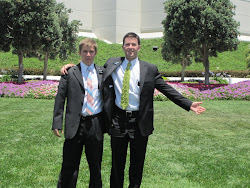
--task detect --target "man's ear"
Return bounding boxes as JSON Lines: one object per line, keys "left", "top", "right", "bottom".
{"left": 138, "top": 45, "right": 141, "bottom": 51}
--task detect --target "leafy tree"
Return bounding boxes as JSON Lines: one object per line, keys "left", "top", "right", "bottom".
{"left": 161, "top": 46, "right": 192, "bottom": 82}
{"left": 0, "top": 0, "right": 80, "bottom": 82}
{"left": 28, "top": 3, "right": 80, "bottom": 80}
{"left": 162, "top": 0, "right": 239, "bottom": 85}
{"left": 0, "top": 0, "right": 60, "bottom": 83}
{"left": 55, "top": 3, "right": 80, "bottom": 61}
{"left": 0, "top": 0, "right": 14, "bottom": 52}
{"left": 15, "top": 0, "right": 63, "bottom": 83}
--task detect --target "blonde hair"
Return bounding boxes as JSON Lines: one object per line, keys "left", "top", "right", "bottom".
{"left": 79, "top": 38, "right": 98, "bottom": 52}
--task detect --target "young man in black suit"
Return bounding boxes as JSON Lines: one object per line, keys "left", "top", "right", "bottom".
{"left": 61, "top": 32, "right": 206, "bottom": 188}
{"left": 52, "top": 38, "right": 106, "bottom": 188}
{"left": 101, "top": 32, "right": 206, "bottom": 188}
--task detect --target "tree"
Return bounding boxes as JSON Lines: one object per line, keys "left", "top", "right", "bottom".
{"left": 0, "top": 0, "right": 14, "bottom": 52}
{"left": 0, "top": 0, "right": 80, "bottom": 83}
{"left": 177, "top": 54, "right": 192, "bottom": 82}
{"left": 27, "top": 2, "right": 63, "bottom": 80}
{"left": 161, "top": 46, "right": 192, "bottom": 82}
{"left": 162, "top": 0, "right": 239, "bottom": 85}
{"left": 55, "top": 3, "right": 80, "bottom": 61}
{"left": 0, "top": 0, "right": 60, "bottom": 83}
{"left": 28, "top": 3, "right": 80, "bottom": 80}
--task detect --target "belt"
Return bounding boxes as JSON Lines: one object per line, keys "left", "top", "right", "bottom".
{"left": 81, "top": 112, "right": 102, "bottom": 120}
{"left": 115, "top": 106, "right": 139, "bottom": 118}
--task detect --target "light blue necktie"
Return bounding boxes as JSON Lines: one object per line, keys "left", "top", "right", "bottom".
{"left": 86, "top": 67, "right": 94, "bottom": 115}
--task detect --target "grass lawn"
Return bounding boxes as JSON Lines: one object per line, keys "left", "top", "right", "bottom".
{"left": 0, "top": 98, "right": 249, "bottom": 188}
{"left": 0, "top": 39, "right": 249, "bottom": 73}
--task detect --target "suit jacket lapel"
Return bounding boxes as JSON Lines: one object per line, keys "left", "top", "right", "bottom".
{"left": 103, "top": 57, "right": 125, "bottom": 81}
{"left": 73, "top": 64, "right": 84, "bottom": 89}
{"left": 139, "top": 60, "right": 147, "bottom": 92}
{"left": 95, "top": 65, "right": 104, "bottom": 89}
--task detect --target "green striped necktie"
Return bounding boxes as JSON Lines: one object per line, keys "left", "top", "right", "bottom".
{"left": 121, "top": 62, "right": 131, "bottom": 109}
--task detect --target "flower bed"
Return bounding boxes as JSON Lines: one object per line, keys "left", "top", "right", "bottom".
{"left": 169, "top": 82, "right": 228, "bottom": 91}
{"left": 0, "top": 80, "right": 249, "bottom": 101}
{"left": 0, "top": 80, "right": 59, "bottom": 99}
{"left": 183, "top": 83, "right": 228, "bottom": 91}
{"left": 154, "top": 81, "right": 250, "bottom": 101}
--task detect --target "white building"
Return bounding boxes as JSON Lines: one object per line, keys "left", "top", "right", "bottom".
{"left": 56, "top": 0, "right": 250, "bottom": 43}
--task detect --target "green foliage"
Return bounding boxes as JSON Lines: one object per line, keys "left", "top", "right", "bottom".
{"left": 210, "top": 77, "right": 228, "bottom": 84}
{"left": 10, "top": 0, "right": 58, "bottom": 54}
{"left": 244, "top": 94, "right": 250, "bottom": 101}
{"left": 162, "top": 0, "right": 239, "bottom": 55}
{"left": 246, "top": 44, "right": 250, "bottom": 70}
{"left": 162, "top": 0, "right": 240, "bottom": 85}
{"left": 0, "top": 0, "right": 61, "bottom": 83}
{"left": 153, "top": 92, "right": 169, "bottom": 101}
{"left": 162, "top": 76, "right": 170, "bottom": 81}
{"left": 0, "top": 69, "right": 18, "bottom": 82}
{"left": 207, "top": 71, "right": 229, "bottom": 84}
{"left": 0, "top": 38, "right": 249, "bottom": 75}
{"left": 0, "top": 0, "right": 81, "bottom": 81}
{"left": 0, "top": 75, "right": 12, "bottom": 82}
{"left": 0, "top": 0, "right": 14, "bottom": 52}
{"left": 54, "top": 3, "right": 80, "bottom": 60}
{"left": 180, "top": 81, "right": 199, "bottom": 84}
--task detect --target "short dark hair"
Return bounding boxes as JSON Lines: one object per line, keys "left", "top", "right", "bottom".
{"left": 79, "top": 38, "right": 98, "bottom": 52}
{"left": 122, "top": 32, "right": 141, "bottom": 45}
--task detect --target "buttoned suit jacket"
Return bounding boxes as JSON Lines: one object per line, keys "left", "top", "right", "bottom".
{"left": 52, "top": 63, "right": 105, "bottom": 139}
{"left": 102, "top": 57, "right": 193, "bottom": 137}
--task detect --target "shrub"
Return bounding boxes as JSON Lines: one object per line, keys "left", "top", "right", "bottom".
{"left": 206, "top": 71, "right": 229, "bottom": 84}
{"left": 162, "top": 76, "right": 170, "bottom": 81}
{"left": 0, "top": 68, "right": 61, "bottom": 76}
{"left": 0, "top": 75, "right": 12, "bottom": 82}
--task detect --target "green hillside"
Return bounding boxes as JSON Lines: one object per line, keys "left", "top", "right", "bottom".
{"left": 0, "top": 37, "right": 249, "bottom": 73}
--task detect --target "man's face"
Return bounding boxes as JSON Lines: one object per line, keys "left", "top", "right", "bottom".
{"left": 79, "top": 45, "right": 97, "bottom": 66}
{"left": 122, "top": 37, "right": 141, "bottom": 61}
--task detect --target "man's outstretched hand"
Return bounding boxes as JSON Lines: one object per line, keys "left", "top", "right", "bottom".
{"left": 60, "top": 64, "right": 75, "bottom": 75}
{"left": 190, "top": 102, "right": 206, "bottom": 114}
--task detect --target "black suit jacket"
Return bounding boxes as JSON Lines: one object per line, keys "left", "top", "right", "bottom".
{"left": 52, "top": 63, "right": 105, "bottom": 139}
{"left": 102, "top": 57, "right": 193, "bottom": 136}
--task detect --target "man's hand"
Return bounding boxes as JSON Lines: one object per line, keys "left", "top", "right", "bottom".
{"left": 190, "top": 102, "right": 206, "bottom": 114}
{"left": 60, "top": 64, "right": 75, "bottom": 75}
{"left": 53, "top": 129, "right": 64, "bottom": 137}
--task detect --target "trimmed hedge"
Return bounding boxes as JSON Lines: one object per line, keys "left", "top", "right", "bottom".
{"left": 0, "top": 68, "right": 61, "bottom": 76}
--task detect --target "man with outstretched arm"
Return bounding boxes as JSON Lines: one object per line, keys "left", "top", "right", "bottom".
{"left": 61, "top": 32, "right": 206, "bottom": 188}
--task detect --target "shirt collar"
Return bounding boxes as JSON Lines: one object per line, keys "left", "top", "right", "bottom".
{"left": 124, "top": 57, "right": 138, "bottom": 66}
{"left": 80, "top": 61, "right": 94, "bottom": 72}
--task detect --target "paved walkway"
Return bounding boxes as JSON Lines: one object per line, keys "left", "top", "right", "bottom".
{"left": 166, "top": 77, "right": 250, "bottom": 84}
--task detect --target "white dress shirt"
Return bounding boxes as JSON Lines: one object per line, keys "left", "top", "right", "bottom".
{"left": 111, "top": 58, "right": 140, "bottom": 111}
{"left": 80, "top": 62, "right": 103, "bottom": 116}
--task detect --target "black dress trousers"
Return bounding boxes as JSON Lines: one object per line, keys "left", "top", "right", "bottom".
{"left": 110, "top": 108, "right": 148, "bottom": 188}
{"left": 57, "top": 113, "right": 104, "bottom": 188}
